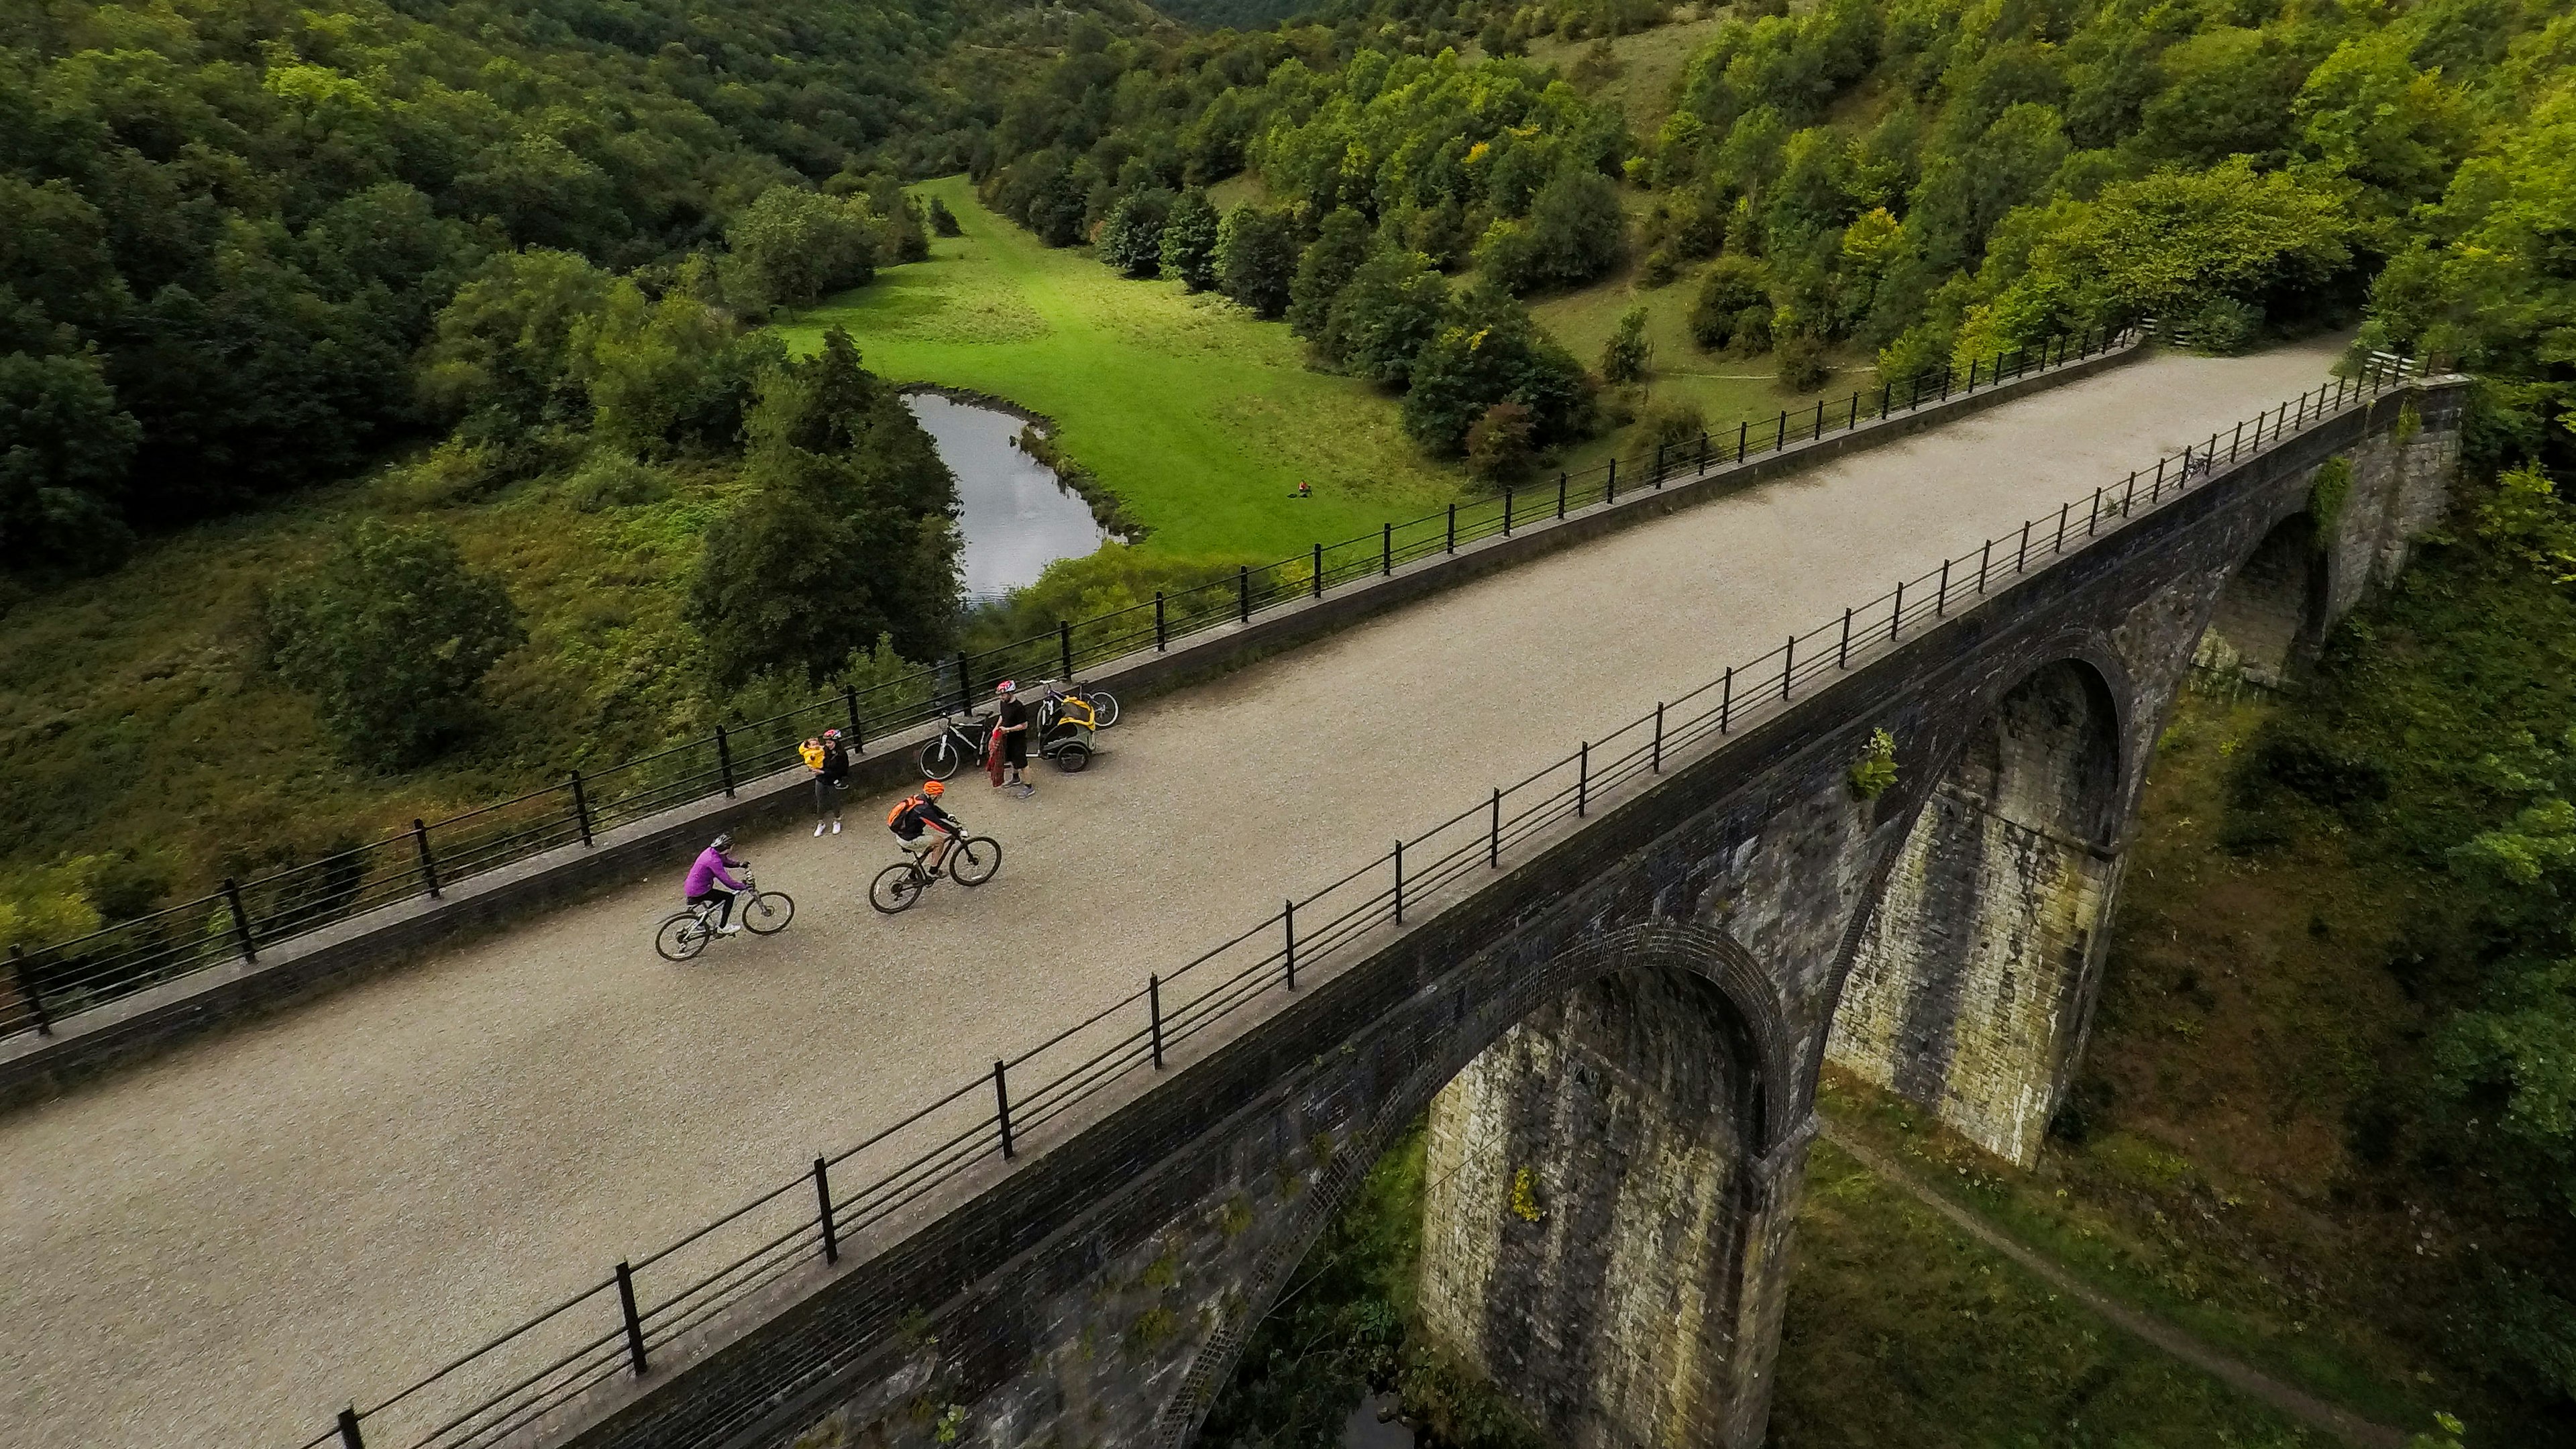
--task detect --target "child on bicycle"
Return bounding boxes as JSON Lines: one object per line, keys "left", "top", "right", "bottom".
{"left": 888, "top": 780, "right": 962, "bottom": 875}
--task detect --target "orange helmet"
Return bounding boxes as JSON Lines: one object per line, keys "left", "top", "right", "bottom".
{"left": 920, "top": 780, "right": 945, "bottom": 797}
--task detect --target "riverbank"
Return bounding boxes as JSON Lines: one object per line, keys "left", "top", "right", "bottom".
{"left": 776, "top": 177, "right": 1466, "bottom": 561}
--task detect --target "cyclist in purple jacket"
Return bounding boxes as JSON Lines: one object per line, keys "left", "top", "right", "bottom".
{"left": 684, "top": 834, "right": 748, "bottom": 934}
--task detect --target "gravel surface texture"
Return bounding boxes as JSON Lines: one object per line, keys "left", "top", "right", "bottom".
{"left": 0, "top": 340, "right": 2346, "bottom": 1449}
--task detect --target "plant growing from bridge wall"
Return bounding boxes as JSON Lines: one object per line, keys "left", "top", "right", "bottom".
{"left": 1509, "top": 1167, "right": 1545, "bottom": 1223}
{"left": 1849, "top": 728, "right": 1899, "bottom": 800}
{"left": 2309, "top": 456, "right": 2353, "bottom": 536}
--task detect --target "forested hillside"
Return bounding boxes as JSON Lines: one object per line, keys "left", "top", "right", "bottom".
{"left": 0, "top": 0, "right": 1159, "bottom": 575}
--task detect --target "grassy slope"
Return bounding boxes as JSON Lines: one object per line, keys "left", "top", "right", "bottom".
{"left": 1772, "top": 1135, "right": 2331, "bottom": 1448}
{"left": 778, "top": 176, "right": 1465, "bottom": 559}
{"left": 1529, "top": 250, "right": 1877, "bottom": 477}
{"left": 0, "top": 459, "right": 747, "bottom": 898}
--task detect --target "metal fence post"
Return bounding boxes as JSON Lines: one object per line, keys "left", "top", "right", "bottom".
{"left": 2055, "top": 502, "right": 2068, "bottom": 553}
{"left": 1577, "top": 743, "right": 1589, "bottom": 817}
{"left": 1978, "top": 539, "right": 1992, "bottom": 593}
{"left": 2090, "top": 488, "right": 2102, "bottom": 535}
{"left": 12, "top": 946, "right": 50, "bottom": 1037}
{"left": 1937, "top": 559, "right": 1949, "bottom": 616}
{"left": 1311, "top": 543, "right": 1324, "bottom": 598}
{"left": 2230, "top": 419, "right": 2244, "bottom": 461}
{"left": 1697, "top": 432, "right": 1711, "bottom": 472}
{"left": 1880, "top": 382, "right": 1892, "bottom": 419}
{"left": 1148, "top": 974, "right": 1164, "bottom": 1069}
{"left": 1490, "top": 788, "right": 1501, "bottom": 867}
{"left": 1605, "top": 459, "right": 1617, "bottom": 502}
{"left": 223, "top": 877, "right": 256, "bottom": 963}
{"left": 1652, "top": 443, "right": 1665, "bottom": 485}
{"left": 714, "top": 724, "right": 735, "bottom": 798}
{"left": 570, "top": 773, "right": 592, "bottom": 847}
{"left": 1774, "top": 409, "right": 1787, "bottom": 451}
{"left": 1890, "top": 580, "right": 1904, "bottom": 640}
{"left": 1812, "top": 399, "right": 1825, "bottom": 441}
{"left": 1847, "top": 394, "right": 1859, "bottom": 431}
{"left": 1781, "top": 635, "right": 1794, "bottom": 700}
{"left": 2017, "top": 520, "right": 2030, "bottom": 574}
{"left": 813, "top": 1158, "right": 839, "bottom": 1265}
{"left": 1721, "top": 667, "right": 1733, "bottom": 733}
{"left": 1736, "top": 420, "right": 1748, "bottom": 462}
{"left": 1653, "top": 702, "right": 1664, "bottom": 773}
{"left": 2123, "top": 470, "right": 2138, "bottom": 515}
{"left": 616, "top": 1262, "right": 649, "bottom": 1375}
{"left": 1393, "top": 840, "right": 1404, "bottom": 924}
{"left": 413, "top": 819, "right": 440, "bottom": 899}
{"left": 955, "top": 652, "right": 973, "bottom": 714}
{"left": 337, "top": 1407, "right": 364, "bottom": 1449}
{"left": 1155, "top": 592, "right": 1167, "bottom": 650}
{"left": 845, "top": 686, "right": 862, "bottom": 748}
{"left": 1283, "top": 901, "right": 1296, "bottom": 989}
{"left": 1839, "top": 608, "right": 1851, "bottom": 667}
{"left": 1557, "top": 472, "right": 1568, "bottom": 521}
{"left": 1059, "top": 620, "right": 1073, "bottom": 678}
{"left": 1446, "top": 504, "right": 1456, "bottom": 553}
{"left": 1967, "top": 358, "right": 1979, "bottom": 392}
{"left": 992, "top": 1060, "right": 1014, "bottom": 1158}
{"left": 1503, "top": 489, "right": 1513, "bottom": 535}
{"left": 1382, "top": 524, "right": 1392, "bottom": 576}
{"left": 1238, "top": 565, "right": 1251, "bottom": 622}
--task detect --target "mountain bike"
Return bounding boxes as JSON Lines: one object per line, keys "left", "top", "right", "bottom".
{"left": 917, "top": 709, "right": 991, "bottom": 781}
{"left": 655, "top": 869, "right": 794, "bottom": 961}
{"left": 869, "top": 830, "right": 1002, "bottom": 914}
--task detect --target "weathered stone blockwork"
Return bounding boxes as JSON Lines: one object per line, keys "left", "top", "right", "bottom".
{"left": 513, "top": 377, "right": 2464, "bottom": 1449}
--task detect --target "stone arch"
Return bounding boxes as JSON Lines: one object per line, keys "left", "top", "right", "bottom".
{"left": 2195, "top": 508, "right": 2328, "bottom": 686}
{"left": 1825, "top": 655, "right": 2127, "bottom": 1165}
{"left": 1153, "top": 922, "right": 1799, "bottom": 1449}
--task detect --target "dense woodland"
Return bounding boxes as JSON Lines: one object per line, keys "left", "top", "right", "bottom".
{"left": 6, "top": 0, "right": 2576, "bottom": 1436}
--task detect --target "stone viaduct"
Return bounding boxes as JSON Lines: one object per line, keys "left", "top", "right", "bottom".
{"left": 423, "top": 372, "right": 2466, "bottom": 1449}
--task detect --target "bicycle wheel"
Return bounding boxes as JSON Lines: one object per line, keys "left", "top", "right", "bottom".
{"left": 655, "top": 912, "right": 710, "bottom": 961}
{"left": 949, "top": 836, "right": 1002, "bottom": 886}
{"left": 919, "top": 737, "right": 961, "bottom": 781}
{"left": 869, "top": 863, "right": 926, "bottom": 914}
{"left": 1050, "top": 739, "right": 1091, "bottom": 773}
{"left": 1089, "top": 690, "right": 1121, "bottom": 727}
{"left": 742, "top": 890, "right": 796, "bottom": 933}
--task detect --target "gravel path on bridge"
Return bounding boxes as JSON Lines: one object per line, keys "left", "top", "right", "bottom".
{"left": 0, "top": 339, "right": 2345, "bottom": 1449}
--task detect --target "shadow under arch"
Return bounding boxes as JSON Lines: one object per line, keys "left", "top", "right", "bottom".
{"left": 2198, "top": 508, "right": 2329, "bottom": 687}
{"left": 1824, "top": 651, "right": 2129, "bottom": 1166}
{"left": 1153, "top": 920, "right": 1801, "bottom": 1449}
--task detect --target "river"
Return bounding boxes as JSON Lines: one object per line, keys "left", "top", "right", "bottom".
{"left": 904, "top": 392, "right": 1107, "bottom": 599}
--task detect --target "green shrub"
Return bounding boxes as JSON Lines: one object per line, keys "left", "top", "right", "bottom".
{"left": 1600, "top": 306, "right": 1652, "bottom": 384}
{"left": 1689, "top": 257, "right": 1771, "bottom": 353}
{"left": 722, "top": 187, "right": 881, "bottom": 314}
{"left": 1625, "top": 396, "right": 1705, "bottom": 473}
{"left": 1159, "top": 189, "right": 1222, "bottom": 292}
{"left": 1466, "top": 402, "right": 1536, "bottom": 484}
{"left": 926, "top": 195, "right": 961, "bottom": 237}
{"left": 1775, "top": 333, "right": 1833, "bottom": 392}
{"left": 1214, "top": 204, "right": 1299, "bottom": 319}
{"left": 266, "top": 519, "right": 527, "bottom": 766}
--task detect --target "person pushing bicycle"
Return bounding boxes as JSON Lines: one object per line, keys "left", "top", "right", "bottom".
{"left": 888, "top": 780, "right": 962, "bottom": 875}
{"left": 684, "top": 833, "right": 749, "bottom": 934}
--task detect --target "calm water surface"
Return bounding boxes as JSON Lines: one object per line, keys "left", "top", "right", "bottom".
{"left": 904, "top": 392, "right": 1107, "bottom": 597}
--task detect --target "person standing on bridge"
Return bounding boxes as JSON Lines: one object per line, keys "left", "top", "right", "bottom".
{"left": 992, "top": 680, "right": 1034, "bottom": 799}
{"left": 804, "top": 729, "right": 851, "bottom": 835}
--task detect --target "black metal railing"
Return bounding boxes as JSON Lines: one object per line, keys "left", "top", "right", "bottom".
{"left": 2, "top": 327, "right": 2139, "bottom": 1048}
{"left": 278, "top": 354, "right": 2422, "bottom": 1449}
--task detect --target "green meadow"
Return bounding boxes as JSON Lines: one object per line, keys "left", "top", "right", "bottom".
{"left": 777, "top": 176, "right": 1466, "bottom": 561}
